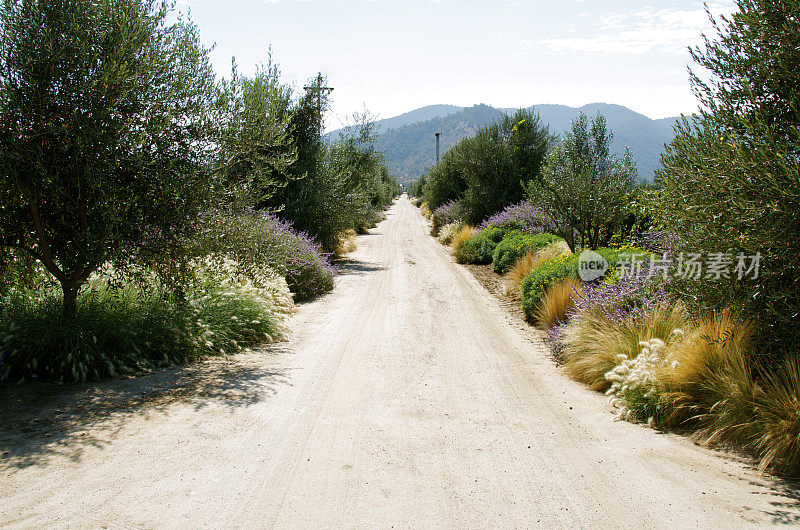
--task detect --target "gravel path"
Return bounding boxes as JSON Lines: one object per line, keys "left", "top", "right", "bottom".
{"left": 2, "top": 195, "right": 798, "bottom": 528}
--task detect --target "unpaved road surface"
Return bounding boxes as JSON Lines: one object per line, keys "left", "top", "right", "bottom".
{"left": 2, "top": 196, "right": 799, "bottom": 528}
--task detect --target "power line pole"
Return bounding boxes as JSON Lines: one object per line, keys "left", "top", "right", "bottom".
{"left": 435, "top": 132, "right": 441, "bottom": 164}
{"left": 303, "top": 73, "right": 333, "bottom": 133}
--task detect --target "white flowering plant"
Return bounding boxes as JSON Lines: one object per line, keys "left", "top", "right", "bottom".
{"left": 437, "top": 222, "right": 464, "bottom": 246}
{"left": 605, "top": 330, "right": 684, "bottom": 424}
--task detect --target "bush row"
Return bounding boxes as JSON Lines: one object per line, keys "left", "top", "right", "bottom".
{"left": 0, "top": 258, "right": 293, "bottom": 383}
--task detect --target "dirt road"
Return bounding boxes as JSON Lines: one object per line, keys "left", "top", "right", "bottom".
{"left": 2, "top": 196, "right": 798, "bottom": 528}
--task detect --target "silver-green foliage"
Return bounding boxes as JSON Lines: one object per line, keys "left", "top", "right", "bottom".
{"left": 0, "top": 0, "right": 217, "bottom": 316}
{"left": 527, "top": 113, "right": 636, "bottom": 251}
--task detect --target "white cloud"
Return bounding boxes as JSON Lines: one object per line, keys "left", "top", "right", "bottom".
{"left": 537, "top": 3, "right": 736, "bottom": 56}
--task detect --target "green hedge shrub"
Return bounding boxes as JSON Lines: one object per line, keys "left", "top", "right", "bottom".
{"left": 521, "top": 248, "right": 622, "bottom": 320}
{"left": 454, "top": 222, "right": 522, "bottom": 265}
{"left": 492, "top": 232, "right": 563, "bottom": 274}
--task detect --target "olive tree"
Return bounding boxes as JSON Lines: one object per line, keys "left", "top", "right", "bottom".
{"left": 423, "top": 108, "right": 552, "bottom": 225}
{"left": 214, "top": 56, "right": 298, "bottom": 208}
{"left": 527, "top": 113, "right": 636, "bottom": 250}
{"left": 0, "top": 0, "right": 217, "bottom": 316}
{"left": 657, "top": 0, "right": 800, "bottom": 354}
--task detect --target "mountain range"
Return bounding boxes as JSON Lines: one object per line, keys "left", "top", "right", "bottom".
{"left": 329, "top": 103, "right": 682, "bottom": 186}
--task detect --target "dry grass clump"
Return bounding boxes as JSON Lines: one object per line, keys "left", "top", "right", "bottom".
{"left": 562, "top": 303, "right": 689, "bottom": 392}
{"left": 420, "top": 202, "right": 432, "bottom": 219}
{"left": 656, "top": 311, "right": 800, "bottom": 473}
{"left": 503, "top": 240, "right": 571, "bottom": 296}
{"left": 533, "top": 276, "right": 583, "bottom": 328}
{"left": 449, "top": 225, "right": 476, "bottom": 252}
{"left": 748, "top": 357, "right": 800, "bottom": 473}
{"left": 659, "top": 311, "right": 755, "bottom": 428}
{"left": 335, "top": 228, "right": 357, "bottom": 255}
{"left": 437, "top": 222, "right": 464, "bottom": 246}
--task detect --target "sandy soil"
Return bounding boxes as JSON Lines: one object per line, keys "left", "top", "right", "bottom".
{"left": 2, "top": 195, "right": 799, "bottom": 528}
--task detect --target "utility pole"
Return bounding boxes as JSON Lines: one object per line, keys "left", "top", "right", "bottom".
{"left": 303, "top": 73, "right": 333, "bottom": 132}
{"left": 435, "top": 132, "right": 441, "bottom": 164}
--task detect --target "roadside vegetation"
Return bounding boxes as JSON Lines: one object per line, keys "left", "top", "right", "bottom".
{"left": 0, "top": 0, "right": 399, "bottom": 383}
{"left": 412, "top": 0, "right": 800, "bottom": 474}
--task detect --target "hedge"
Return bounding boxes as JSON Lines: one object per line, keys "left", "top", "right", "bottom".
{"left": 492, "top": 232, "right": 563, "bottom": 274}
{"left": 454, "top": 222, "right": 522, "bottom": 264}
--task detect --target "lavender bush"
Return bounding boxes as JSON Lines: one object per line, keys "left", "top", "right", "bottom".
{"left": 546, "top": 268, "right": 672, "bottom": 360}
{"left": 430, "top": 200, "right": 465, "bottom": 236}
{"left": 195, "top": 209, "right": 336, "bottom": 301}
{"left": 432, "top": 200, "right": 463, "bottom": 224}
{"left": 478, "top": 201, "right": 555, "bottom": 234}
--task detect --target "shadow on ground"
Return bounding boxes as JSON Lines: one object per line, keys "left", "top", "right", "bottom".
{"left": 335, "top": 257, "right": 386, "bottom": 275}
{"left": 749, "top": 476, "right": 800, "bottom": 525}
{"left": 0, "top": 345, "right": 292, "bottom": 469}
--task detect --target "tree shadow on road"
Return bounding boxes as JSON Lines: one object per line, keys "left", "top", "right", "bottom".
{"left": 0, "top": 345, "right": 292, "bottom": 470}
{"left": 334, "top": 257, "right": 386, "bottom": 275}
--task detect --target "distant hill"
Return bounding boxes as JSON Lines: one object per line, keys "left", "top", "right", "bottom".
{"left": 329, "top": 103, "right": 681, "bottom": 186}
{"left": 371, "top": 104, "right": 464, "bottom": 134}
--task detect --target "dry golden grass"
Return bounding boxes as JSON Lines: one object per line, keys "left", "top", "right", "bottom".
{"left": 749, "top": 356, "right": 800, "bottom": 473}
{"left": 335, "top": 228, "right": 358, "bottom": 256}
{"left": 660, "top": 311, "right": 755, "bottom": 425}
{"left": 533, "top": 276, "right": 583, "bottom": 328}
{"left": 658, "top": 311, "right": 800, "bottom": 474}
{"left": 449, "top": 225, "right": 476, "bottom": 252}
{"left": 562, "top": 303, "right": 689, "bottom": 392}
{"left": 503, "top": 240, "right": 571, "bottom": 296}
{"left": 420, "top": 202, "right": 432, "bottom": 219}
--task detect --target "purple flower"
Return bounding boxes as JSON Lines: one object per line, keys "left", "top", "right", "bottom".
{"left": 479, "top": 201, "right": 555, "bottom": 234}
{"left": 432, "top": 200, "right": 464, "bottom": 224}
{"left": 546, "top": 267, "right": 672, "bottom": 355}
{"left": 571, "top": 268, "right": 671, "bottom": 326}
{"left": 199, "top": 209, "right": 336, "bottom": 300}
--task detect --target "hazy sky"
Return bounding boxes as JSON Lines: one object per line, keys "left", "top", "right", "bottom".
{"left": 176, "top": 0, "right": 736, "bottom": 130}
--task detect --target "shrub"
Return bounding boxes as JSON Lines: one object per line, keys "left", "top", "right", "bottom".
{"left": 533, "top": 276, "right": 583, "bottom": 328}
{"left": 420, "top": 202, "right": 432, "bottom": 219}
{"left": 356, "top": 210, "right": 384, "bottom": 234}
{"left": 521, "top": 247, "right": 629, "bottom": 320}
{"left": 336, "top": 229, "right": 357, "bottom": 255}
{"left": 478, "top": 201, "right": 555, "bottom": 234}
{"left": 656, "top": 0, "right": 800, "bottom": 358}
{"left": 438, "top": 222, "right": 464, "bottom": 246}
{"left": 0, "top": 259, "right": 292, "bottom": 383}
{"left": 503, "top": 241, "right": 572, "bottom": 296}
{"left": 454, "top": 223, "right": 522, "bottom": 265}
{"left": 492, "top": 232, "right": 563, "bottom": 274}
{"left": 606, "top": 334, "right": 684, "bottom": 423}
{"left": 561, "top": 303, "right": 688, "bottom": 391}
{"left": 430, "top": 200, "right": 464, "bottom": 236}
{"left": 450, "top": 226, "right": 477, "bottom": 253}
{"left": 195, "top": 209, "right": 336, "bottom": 301}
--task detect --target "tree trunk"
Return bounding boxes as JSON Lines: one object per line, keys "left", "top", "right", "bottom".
{"left": 60, "top": 280, "right": 79, "bottom": 319}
